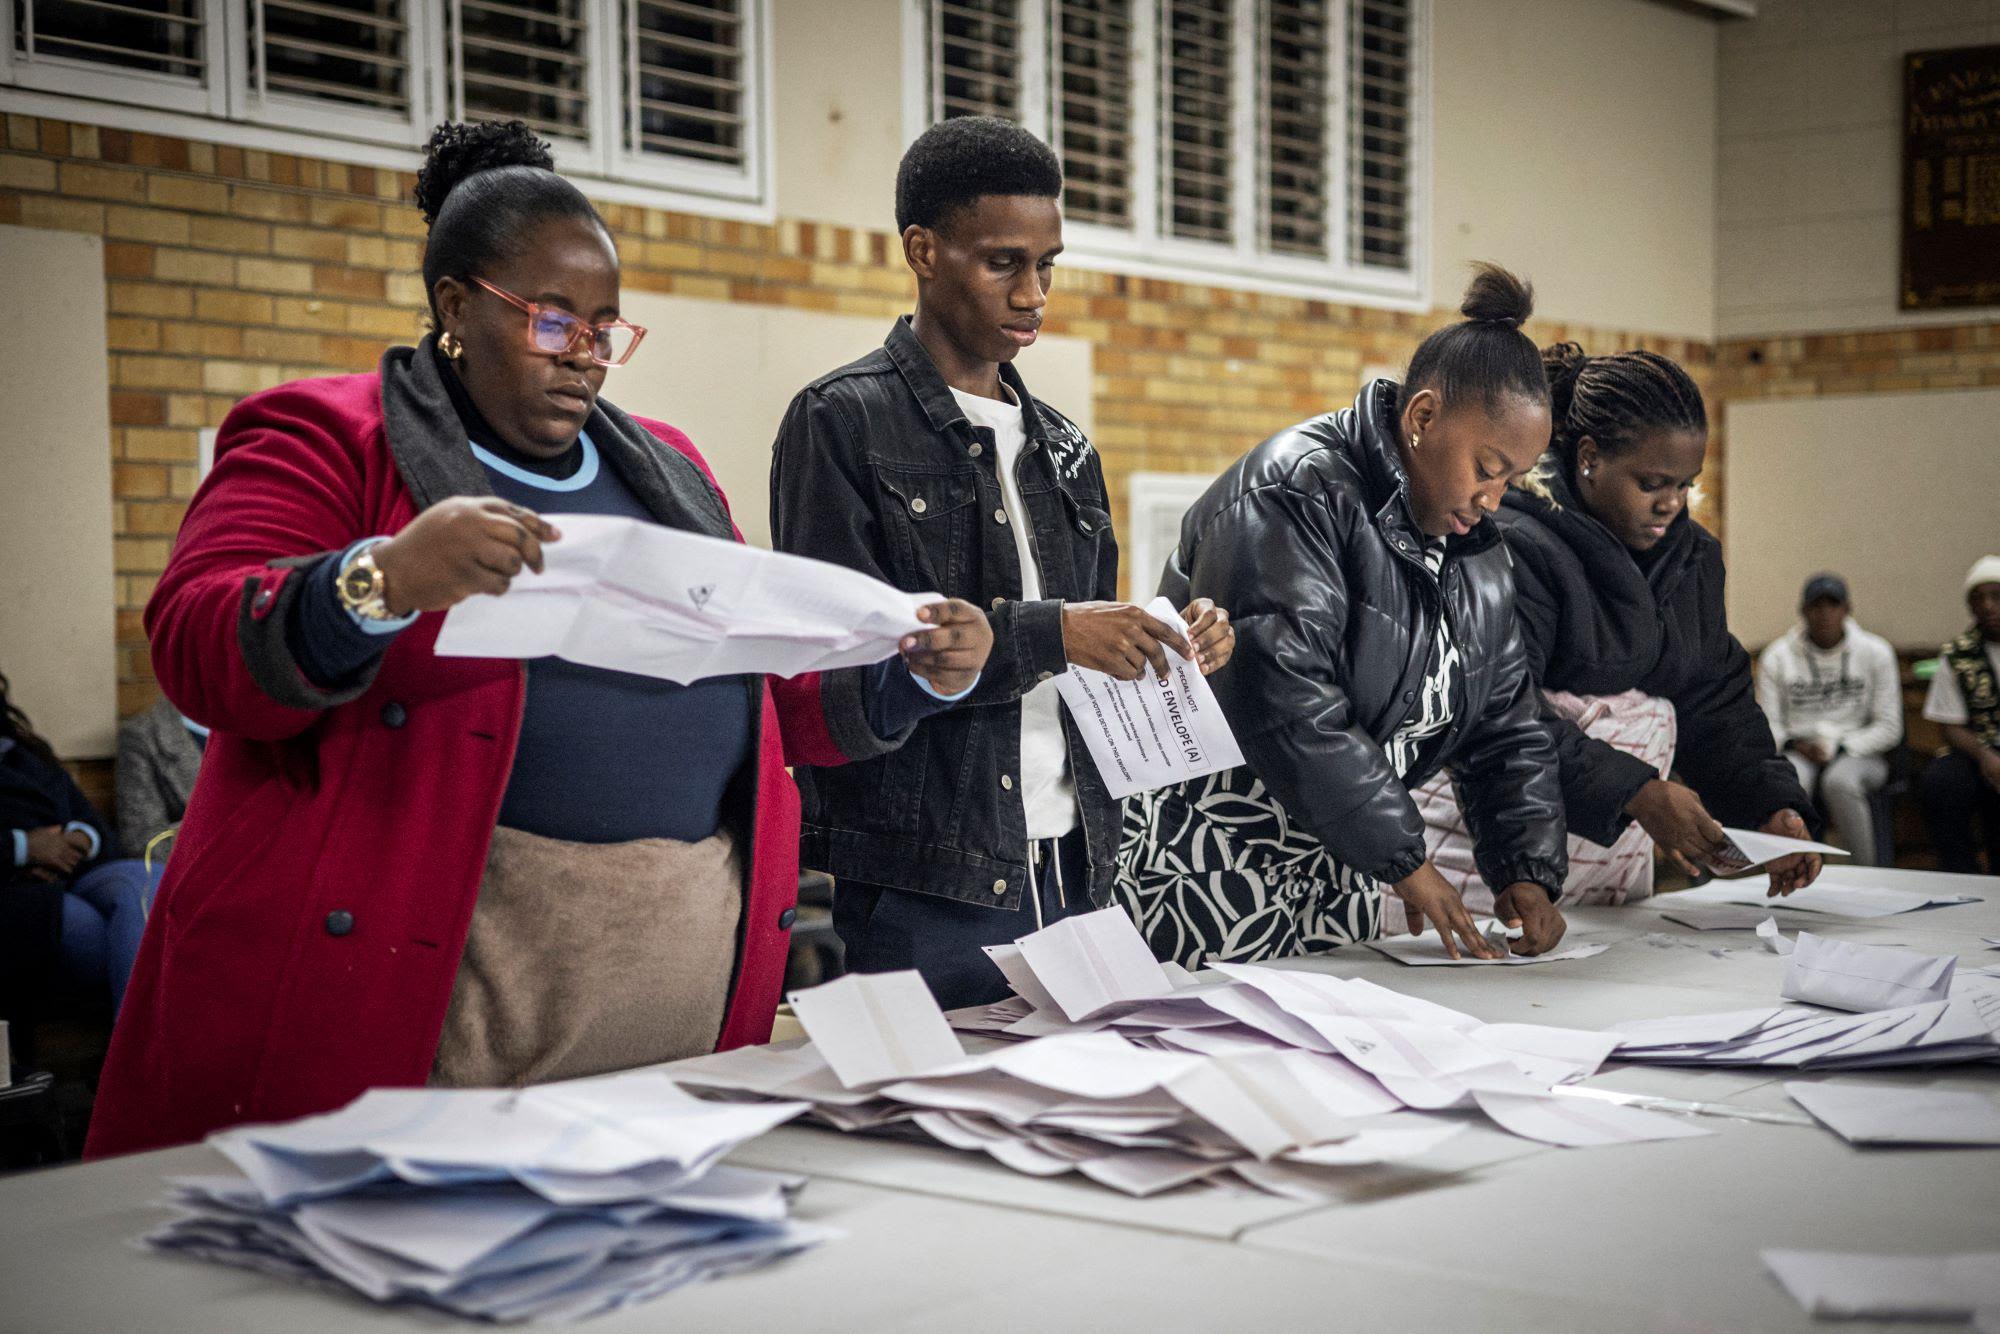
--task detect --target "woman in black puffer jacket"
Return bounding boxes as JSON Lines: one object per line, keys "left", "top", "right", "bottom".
{"left": 1423, "top": 343, "right": 1822, "bottom": 903}
{"left": 1116, "top": 267, "right": 1569, "bottom": 968}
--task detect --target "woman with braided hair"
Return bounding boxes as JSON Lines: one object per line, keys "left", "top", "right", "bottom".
{"left": 1417, "top": 343, "right": 1822, "bottom": 907}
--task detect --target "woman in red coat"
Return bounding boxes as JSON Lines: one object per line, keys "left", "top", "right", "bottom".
{"left": 86, "top": 122, "right": 992, "bottom": 1157}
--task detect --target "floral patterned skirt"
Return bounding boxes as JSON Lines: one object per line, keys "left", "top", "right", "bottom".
{"left": 1113, "top": 765, "right": 1385, "bottom": 970}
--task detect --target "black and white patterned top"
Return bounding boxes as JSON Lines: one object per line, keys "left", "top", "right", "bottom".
{"left": 1115, "top": 539, "right": 1461, "bottom": 969}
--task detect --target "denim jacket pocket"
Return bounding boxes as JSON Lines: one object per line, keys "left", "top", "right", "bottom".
{"left": 875, "top": 465, "right": 980, "bottom": 595}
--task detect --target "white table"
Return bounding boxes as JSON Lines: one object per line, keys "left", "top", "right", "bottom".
{"left": 2, "top": 868, "right": 1997, "bottom": 1333}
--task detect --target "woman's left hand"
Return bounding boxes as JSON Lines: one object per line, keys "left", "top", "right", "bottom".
{"left": 1181, "top": 599, "right": 1235, "bottom": 675}
{"left": 1493, "top": 881, "right": 1567, "bottom": 955}
{"left": 1760, "top": 808, "right": 1823, "bottom": 896}
{"left": 901, "top": 599, "right": 995, "bottom": 697}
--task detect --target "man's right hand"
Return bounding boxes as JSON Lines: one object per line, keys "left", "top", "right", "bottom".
{"left": 1060, "top": 602, "right": 1193, "bottom": 681}
{"left": 373, "top": 498, "right": 562, "bottom": 615}
{"left": 1625, "top": 777, "right": 1730, "bottom": 876}
{"left": 24, "top": 825, "right": 84, "bottom": 878}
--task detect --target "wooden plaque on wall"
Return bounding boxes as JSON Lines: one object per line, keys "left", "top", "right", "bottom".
{"left": 1902, "top": 45, "right": 2000, "bottom": 310}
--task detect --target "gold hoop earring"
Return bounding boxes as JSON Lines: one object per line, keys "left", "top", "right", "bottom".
{"left": 1409, "top": 433, "right": 1420, "bottom": 450}
{"left": 438, "top": 330, "right": 464, "bottom": 362}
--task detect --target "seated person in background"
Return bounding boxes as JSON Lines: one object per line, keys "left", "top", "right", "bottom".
{"left": 1756, "top": 573, "right": 1902, "bottom": 865}
{"left": 1, "top": 671, "right": 155, "bottom": 1015}
{"left": 1919, "top": 556, "right": 2000, "bottom": 874}
{"left": 115, "top": 694, "right": 207, "bottom": 859}
{"left": 1417, "top": 343, "right": 1821, "bottom": 907}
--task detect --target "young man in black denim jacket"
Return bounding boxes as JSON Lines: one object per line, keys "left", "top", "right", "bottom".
{"left": 769, "top": 118, "right": 1234, "bottom": 1007}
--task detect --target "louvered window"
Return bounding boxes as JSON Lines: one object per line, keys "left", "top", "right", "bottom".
{"left": 247, "top": 0, "right": 410, "bottom": 114}
{"left": 1262, "top": 0, "right": 1328, "bottom": 255}
{"left": 1050, "top": 0, "right": 1132, "bottom": 228}
{"left": 12, "top": 0, "right": 206, "bottom": 79}
{"left": 449, "top": 0, "right": 588, "bottom": 140}
{"left": 1347, "top": 0, "right": 1413, "bottom": 269}
{"left": 929, "top": 0, "right": 1020, "bottom": 121}
{"left": 626, "top": 0, "right": 747, "bottom": 166}
{"left": 1158, "top": 0, "right": 1231, "bottom": 244}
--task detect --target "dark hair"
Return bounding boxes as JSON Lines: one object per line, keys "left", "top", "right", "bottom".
{"left": 1402, "top": 264, "right": 1548, "bottom": 413}
{"left": 414, "top": 120, "right": 610, "bottom": 322}
{"left": 1541, "top": 341, "right": 1707, "bottom": 481}
{"left": 895, "top": 115, "right": 1063, "bottom": 234}
{"left": 0, "top": 671, "right": 56, "bottom": 765}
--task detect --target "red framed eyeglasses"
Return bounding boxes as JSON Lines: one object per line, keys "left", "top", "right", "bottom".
{"left": 470, "top": 276, "right": 648, "bottom": 368}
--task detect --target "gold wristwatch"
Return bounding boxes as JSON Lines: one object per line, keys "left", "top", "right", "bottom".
{"left": 336, "top": 542, "right": 397, "bottom": 621}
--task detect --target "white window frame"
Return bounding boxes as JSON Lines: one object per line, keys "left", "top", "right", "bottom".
{"left": 0, "top": 0, "right": 773, "bottom": 220}
{"left": 904, "top": 0, "right": 1429, "bottom": 311}
{"left": 1124, "top": 469, "right": 1217, "bottom": 601}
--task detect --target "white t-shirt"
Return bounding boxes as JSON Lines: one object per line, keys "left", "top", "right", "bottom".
{"left": 1923, "top": 639, "right": 2000, "bottom": 726}
{"left": 951, "top": 384, "right": 1080, "bottom": 841}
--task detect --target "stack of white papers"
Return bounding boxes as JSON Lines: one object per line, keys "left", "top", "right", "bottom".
{"left": 1781, "top": 933, "right": 1957, "bottom": 1012}
{"left": 1607, "top": 991, "right": 2000, "bottom": 1070}
{"left": 144, "top": 1072, "right": 834, "bottom": 1323}
{"left": 434, "top": 514, "right": 934, "bottom": 684}
{"left": 1666, "top": 877, "right": 1981, "bottom": 919}
{"left": 674, "top": 908, "right": 1709, "bottom": 1201}
{"left": 1052, "top": 597, "right": 1244, "bottom": 799}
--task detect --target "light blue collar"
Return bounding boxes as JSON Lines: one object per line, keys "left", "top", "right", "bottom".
{"left": 469, "top": 432, "right": 600, "bottom": 492}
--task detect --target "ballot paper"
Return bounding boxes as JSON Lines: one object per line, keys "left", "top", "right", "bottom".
{"left": 1707, "top": 827, "right": 1848, "bottom": 873}
{"left": 1668, "top": 876, "right": 1983, "bottom": 919}
{"left": 677, "top": 908, "right": 1730, "bottom": 1205}
{"left": 1052, "top": 597, "right": 1244, "bottom": 799}
{"left": 1365, "top": 926, "right": 1610, "bottom": 967}
{"left": 1763, "top": 1250, "right": 2000, "bottom": 1320}
{"left": 1756, "top": 917, "right": 1794, "bottom": 955}
{"left": 434, "top": 513, "right": 934, "bottom": 684}
{"left": 1784, "top": 1081, "right": 2000, "bottom": 1146}
{"left": 145, "top": 1072, "right": 831, "bottom": 1323}
{"left": 1780, "top": 933, "right": 1956, "bottom": 1013}
{"left": 1607, "top": 996, "right": 2000, "bottom": 1070}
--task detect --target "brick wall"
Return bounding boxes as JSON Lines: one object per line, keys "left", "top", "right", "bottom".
{"left": 1, "top": 114, "right": 1720, "bottom": 724}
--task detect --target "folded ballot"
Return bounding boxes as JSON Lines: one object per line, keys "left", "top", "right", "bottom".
{"left": 1607, "top": 989, "right": 2000, "bottom": 1071}
{"left": 1706, "top": 827, "right": 1847, "bottom": 874}
{"left": 673, "top": 907, "right": 1709, "bottom": 1203}
{"left": 1779, "top": 932, "right": 1956, "bottom": 1013}
{"left": 1052, "top": 597, "right": 1244, "bottom": 800}
{"left": 144, "top": 1072, "right": 833, "bottom": 1323}
{"left": 434, "top": 513, "right": 935, "bottom": 684}
{"left": 1667, "top": 870, "right": 1981, "bottom": 918}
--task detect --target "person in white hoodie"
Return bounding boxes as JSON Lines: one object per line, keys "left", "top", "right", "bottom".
{"left": 1757, "top": 573, "right": 1903, "bottom": 864}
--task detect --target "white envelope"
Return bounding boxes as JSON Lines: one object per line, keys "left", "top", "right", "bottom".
{"left": 1779, "top": 932, "right": 1956, "bottom": 1013}
{"left": 1708, "top": 826, "right": 1847, "bottom": 873}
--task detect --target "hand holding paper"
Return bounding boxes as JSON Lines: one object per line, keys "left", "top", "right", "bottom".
{"left": 434, "top": 514, "right": 941, "bottom": 684}
{"left": 1053, "top": 598, "right": 1244, "bottom": 799}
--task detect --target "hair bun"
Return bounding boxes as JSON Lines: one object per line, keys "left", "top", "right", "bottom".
{"left": 1459, "top": 262, "right": 1535, "bottom": 327}
{"left": 414, "top": 120, "right": 556, "bottom": 229}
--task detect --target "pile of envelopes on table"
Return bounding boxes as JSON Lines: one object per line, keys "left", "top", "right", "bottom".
{"left": 1608, "top": 989, "right": 2000, "bottom": 1070}
{"left": 670, "top": 908, "right": 1715, "bottom": 1201}
{"left": 145, "top": 1072, "right": 835, "bottom": 1323}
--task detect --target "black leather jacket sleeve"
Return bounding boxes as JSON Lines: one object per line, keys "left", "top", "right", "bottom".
{"left": 1509, "top": 532, "right": 1657, "bottom": 846}
{"left": 1446, "top": 616, "right": 1569, "bottom": 899}
{"left": 768, "top": 387, "right": 1069, "bottom": 710}
{"left": 1184, "top": 484, "right": 1430, "bottom": 885}
{"left": 1666, "top": 551, "right": 1820, "bottom": 835}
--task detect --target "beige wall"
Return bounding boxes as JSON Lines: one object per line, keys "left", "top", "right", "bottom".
{"left": 1716, "top": 0, "right": 2000, "bottom": 337}
{"left": 1430, "top": 0, "right": 1718, "bottom": 339}
{"left": 770, "top": 0, "right": 906, "bottom": 235}
{"left": 1723, "top": 387, "right": 2000, "bottom": 651}
{"left": 0, "top": 225, "right": 117, "bottom": 757}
